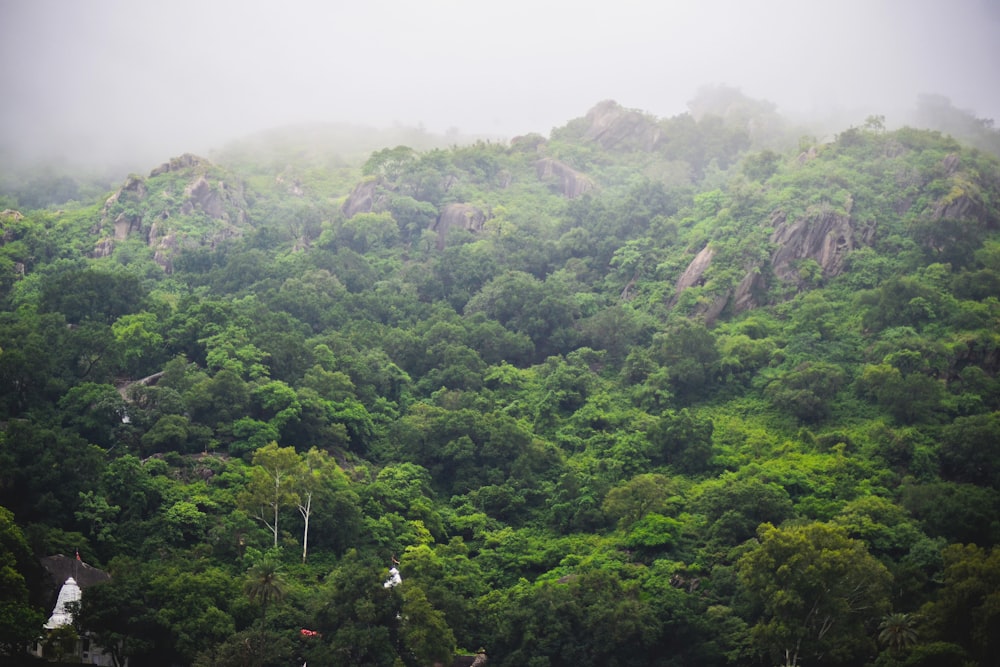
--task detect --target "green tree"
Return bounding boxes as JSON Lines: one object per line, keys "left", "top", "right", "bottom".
{"left": 57, "top": 382, "right": 127, "bottom": 447}
{"left": 601, "top": 472, "right": 682, "bottom": 528}
{"left": 0, "top": 506, "right": 45, "bottom": 656}
{"left": 878, "top": 612, "right": 918, "bottom": 654}
{"left": 649, "top": 319, "right": 719, "bottom": 403}
{"left": 0, "top": 421, "right": 105, "bottom": 525}
{"left": 147, "top": 564, "right": 237, "bottom": 664}
{"left": 239, "top": 442, "right": 302, "bottom": 548}
{"left": 919, "top": 543, "right": 1000, "bottom": 664}
{"left": 938, "top": 412, "right": 1000, "bottom": 488}
{"left": 244, "top": 556, "right": 286, "bottom": 621}
{"left": 295, "top": 446, "right": 352, "bottom": 563}
{"left": 77, "top": 556, "right": 161, "bottom": 667}
{"left": 765, "top": 362, "right": 847, "bottom": 424}
{"left": 858, "top": 363, "right": 946, "bottom": 425}
{"left": 647, "top": 408, "right": 715, "bottom": 472}
{"left": 696, "top": 474, "right": 794, "bottom": 545}
{"left": 193, "top": 627, "right": 293, "bottom": 667}
{"left": 363, "top": 145, "right": 418, "bottom": 180}
{"left": 307, "top": 551, "right": 400, "bottom": 667}
{"left": 737, "top": 522, "right": 892, "bottom": 667}
{"left": 399, "top": 584, "right": 456, "bottom": 667}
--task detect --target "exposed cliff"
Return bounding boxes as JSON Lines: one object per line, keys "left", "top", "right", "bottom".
{"left": 341, "top": 177, "right": 385, "bottom": 218}
{"left": 671, "top": 149, "right": 998, "bottom": 323}
{"left": 582, "top": 100, "right": 663, "bottom": 152}
{"left": 93, "top": 154, "right": 250, "bottom": 271}
{"left": 433, "top": 203, "right": 487, "bottom": 249}
{"left": 535, "top": 158, "right": 595, "bottom": 199}
{"left": 769, "top": 205, "right": 875, "bottom": 284}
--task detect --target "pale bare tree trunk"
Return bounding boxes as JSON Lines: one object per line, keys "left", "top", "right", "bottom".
{"left": 298, "top": 491, "right": 312, "bottom": 563}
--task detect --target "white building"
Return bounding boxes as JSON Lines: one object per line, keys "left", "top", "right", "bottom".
{"left": 31, "top": 557, "right": 122, "bottom": 666}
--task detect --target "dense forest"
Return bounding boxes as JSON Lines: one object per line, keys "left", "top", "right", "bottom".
{"left": 2, "top": 89, "right": 999, "bottom": 667}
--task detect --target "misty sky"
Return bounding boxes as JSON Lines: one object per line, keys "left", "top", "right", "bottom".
{"left": 2, "top": 0, "right": 999, "bottom": 169}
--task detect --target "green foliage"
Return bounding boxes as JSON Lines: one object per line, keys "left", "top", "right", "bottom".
{"left": 737, "top": 522, "right": 892, "bottom": 667}
{"left": 919, "top": 544, "right": 1000, "bottom": 665}
{"left": 0, "top": 506, "right": 45, "bottom": 655}
{"left": 765, "top": 362, "right": 847, "bottom": 423}
{"left": 3, "top": 101, "right": 1000, "bottom": 666}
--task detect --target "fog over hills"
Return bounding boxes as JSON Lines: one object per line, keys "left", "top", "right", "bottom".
{"left": 2, "top": 0, "right": 999, "bottom": 172}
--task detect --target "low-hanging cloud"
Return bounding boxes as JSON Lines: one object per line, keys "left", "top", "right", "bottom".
{"left": 2, "top": 0, "right": 998, "bottom": 171}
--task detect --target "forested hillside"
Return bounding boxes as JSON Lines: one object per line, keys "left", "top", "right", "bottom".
{"left": 2, "top": 91, "right": 999, "bottom": 667}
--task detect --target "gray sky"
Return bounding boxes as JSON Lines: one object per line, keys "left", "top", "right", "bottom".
{"left": 2, "top": 0, "right": 998, "bottom": 169}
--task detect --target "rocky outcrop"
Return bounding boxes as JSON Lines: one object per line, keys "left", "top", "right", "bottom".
{"left": 510, "top": 133, "right": 547, "bottom": 153}
{"left": 149, "top": 153, "right": 211, "bottom": 177}
{"left": 182, "top": 176, "right": 226, "bottom": 219}
{"left": 341, "top": 178, "right": 384, "bottom": 218}
{"left": 434, "top": 203, "right": 487, "bottom": 249}
{"left": 99, "top": 174, "right": 146, "bottom": 239}
{"left": 928, "top": 154, "right": 997, "bottom": 226}
{"left": 731, "top": 270, "right": 767, "bottom": 313}
{"left": 535, "top": 158, "right": 594, "bottom": 199}
{"left": 673, "top": 245, "right": 715, "bottom": 292}
{"left": 668, "top": 246, "right": 727, "bottom": 324}
{"left": 93, "top": 154, "right": 250, "bottom": 271}
{"left": 769, "top": 207, "right": 873, "bottom": 284}
{"left": 583, "top": 100, "right": 662, "bottom": 151}
{"left": 1, "top": 210, "right": 25, "bottom": 247}
{"left": 671, "top": 206, "right": 877, "bottom": 322}
{"left": 932, "top": 181, "right": 992, "bottom": 224}
{"left": 40, "top": 554, "right": 111, "bottom": 591}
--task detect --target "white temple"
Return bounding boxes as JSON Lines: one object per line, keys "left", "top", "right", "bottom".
{"left": 44, "top": 576, "right": 82, "bottom": 629}
{"left": 383, "top": 566, "right": 402, "bottom": 588}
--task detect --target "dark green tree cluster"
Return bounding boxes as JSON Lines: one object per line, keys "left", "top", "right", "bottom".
{"left": 2, "top": 95, "right": 1000, "bottom": 666}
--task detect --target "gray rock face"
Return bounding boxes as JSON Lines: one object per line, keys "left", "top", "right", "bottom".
{"left": 769, "top": 207, "right": 873, "bottom": 283}
{"left": 342, "top": 178, "right": 384, "bottom": 218}
{"left": 583, "top": 100, "right": 662, "bottom": 151}
{"left": 732, "top": 270, "right": 767, "bottom": 313}
{"left": 673, "top": 245, "right": 715, "bottom": 292}
{"left": 668, "top": 246, "right": 725, "bottom": 324}
{"left": 149, "top": 153, "right": 211, "bottom": 177}
{"left": 100, "top": 175, "right": 147, "bottom": 240}
{"left": 434, "top": 203, "right": 486, "bottom": 249}
{"left": 93, "top": 154, "right": 249, "bottom": 270}
{"left": 182, "top": 176, "right": 226, "bottom": 219}
{"left": 671, "top": 206, "right": 877, "bottom": 322}
{"left": 510, "top": 133, "right": 547, "bottom": 153}
{"left": 535, "top": 158, "right": 594, "bottom": 199}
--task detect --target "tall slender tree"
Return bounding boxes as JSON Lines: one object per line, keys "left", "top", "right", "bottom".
{"left": 239, "top": 442, "right": 301, "bottom": 548}
{"left": 244, "top": 558, "right": 285, "bottom": 621}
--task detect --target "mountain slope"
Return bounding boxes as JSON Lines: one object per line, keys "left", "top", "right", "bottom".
{"left": 2, "top": 95, "right": 1000, "bottom": 666}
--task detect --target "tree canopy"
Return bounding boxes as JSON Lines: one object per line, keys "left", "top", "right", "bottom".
{"left": 2, "top": 94, "right": 1000, "bottom": 665}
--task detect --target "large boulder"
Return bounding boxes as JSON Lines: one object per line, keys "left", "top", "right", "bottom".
{"left": 149, "top": 152, "right": 211, "bottom": 177}
{"left": 769, "top": 206, "right": 874, "bottom": 284}
{"left": 673, "top": 245, "right": 715, "bottom": 292}
{"left": 99, "top": 174, "right": 146, "bottom": 239}
{"left": 668, "top": 246, "right": 727, "bottom": 324}
{"left": 535, "top": 158, "right": 594, "bottom": 199}
{"left": 671, "top": 204, "right": 877, "bottom": 322}
{"left": 583, "top": 100, "right": 662, "bottom": 151}
{"left": 93, "top": 154, "right": 250, "bottom": 270}
{"left": 433, "top": 203, "right": 486, "bottom": 249}
{"left": 341, "top": 178, "right": 384, "bottom": 218}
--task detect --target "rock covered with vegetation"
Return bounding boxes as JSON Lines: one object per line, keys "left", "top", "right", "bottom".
{"left": 1, "top": 90, "right": 1000, "bottom": 667}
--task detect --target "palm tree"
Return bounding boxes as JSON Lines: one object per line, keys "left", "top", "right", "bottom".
{"left": 244, "top": 558, "right": 286, "bottom": 620}
{"left": 878, "top": 612, "right": 918, "bottom": 653}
